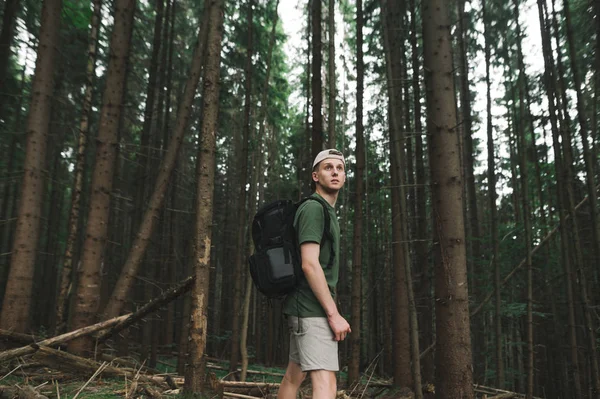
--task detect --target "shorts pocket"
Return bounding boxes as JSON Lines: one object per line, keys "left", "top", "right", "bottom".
{"left": 289, "top": 317, "right": 310, "bottom": 336}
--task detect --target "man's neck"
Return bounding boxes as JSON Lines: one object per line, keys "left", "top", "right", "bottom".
{"left": 315, "top": 187, "right": 338, "bottom": 207}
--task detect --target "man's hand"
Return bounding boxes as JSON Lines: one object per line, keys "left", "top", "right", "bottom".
{"left": 328, "top": 313, "right": 351, "bottom": 341}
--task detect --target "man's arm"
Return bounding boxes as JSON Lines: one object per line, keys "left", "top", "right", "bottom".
{"left": 300, "top": 242, "right": 351, "bottom": 341}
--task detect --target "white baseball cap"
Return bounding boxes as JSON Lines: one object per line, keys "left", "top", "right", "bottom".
{"left": 312, "top": 149, "right": 345, "bottom": 168}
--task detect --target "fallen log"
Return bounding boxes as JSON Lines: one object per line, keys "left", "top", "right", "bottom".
{"left": 222, "top": 393, "right": 262, "bottom": 399}
{"left": 0, "top": 313, "right": 131, "bottom": 363}
{"left": 0, "top": 330, "right": 37, "bottom": 346}
{"left": 206, "top": 363, "right": 284, "bottom": 378}
{"left": 221, "top": 381, "right": 280, "bottom": 389}
{"left": 473, "top": 384, "right": 542, "bottom": 399}
{"left": 223, "top": 392, "right": 262, "bottom": 399}
{"left": 97, "top": 275, "right": 194, "bottom": 343}
{"left": 31, "top": 347, "right": 167, "bottom": 388}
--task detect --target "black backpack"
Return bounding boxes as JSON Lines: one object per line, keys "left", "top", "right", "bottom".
{"left": 248, "top": 196, "right": 334, "bottom": 298}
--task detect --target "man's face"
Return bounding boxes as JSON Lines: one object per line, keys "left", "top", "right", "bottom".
{"left": 312, "top": 158, "right": 346, "bottom": 192}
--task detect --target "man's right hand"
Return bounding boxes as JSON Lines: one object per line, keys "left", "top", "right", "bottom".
{"left": 328, "top": 313, "right": 351, "bottom": 341}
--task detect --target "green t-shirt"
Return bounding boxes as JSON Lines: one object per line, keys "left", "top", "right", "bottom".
{"left": 282, "top": 193, "right": 340, "bottom": 317}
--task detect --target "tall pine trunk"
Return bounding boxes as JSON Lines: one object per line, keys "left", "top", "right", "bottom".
{"left": 55, "top": 0, "right": 102, "bottom": 334}
{"left": 229, "top": 0, "right": 254, "bottom": 374}
{"left": 311, "top": 0, "right": 322, "bottom": 157}
{"left": 482, "top": 0, "right": 503, "bottom": 388}
{"left": 0, "top": 68, "right": 25, "bottom": 307}
{"left": 67, "top": 0, "right": 136, "bottom": 355}
{"left": 327, "top": 0, "right": 335, "bottom": 148}
{"left": 536, "top": 0, "right": 583, "bottom": 395}
{"left": 512, "top": 4, "right": 534, "bottom": 394}
{"left": 409, "top": 0, "right": 433, "bottom": 383}
{"left": 348, "top": 0, "right": 364, "bottom": 385}
{"left": 182, "top": 0, "right": 223, "bottom": 393}
{"left": 422, "top": 0, "right": 474, "bottom": 396}
{"left": 0, "top": 0, "right": 62, "bottom": 333}
{"left": 381, "top": 0, "right": 414, "bottom": 389}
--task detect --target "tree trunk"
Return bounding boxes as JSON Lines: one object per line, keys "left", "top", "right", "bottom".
{"left": 311, "top": 0, "right": 322, "bottom": 157}
{"left": 381, "top": 0, "right": 414, "bottom": 390}
{"left": 0, "top": 67, "right": 25, "bottom": 308}
{"left": 133, "top": 0, "right": 164, "bottom": 235}
{"left": 422, "top": 0, "right": 474, "bottom": 396}
{"left": 457, "top": 0, "right": 479, "bottom": 286}
{"left": 0, "top": 0, "right": 62, "bottom": 333}
{"left": 536, "top": 0, "right": 582, "bottom": 395}
{"left": 512, "top": 5, "right": 534, "bottom": 395}
{"left": 327, "top": 0, "right": 335, "bottom": 148}
{"left": 348, "top": 0, "right": 364, "bottom": 386}
{"left": 229, "top": 0, "right": 254, "bottom": 374}
{"left": 482, "top": 0, "right": 503, "bottom": 388}
{"left": 300, "top": 0, "right": 312, "bottom": 197}
{"left": 409, "top": 0, "right": 433, "bottom": 383}
{"left": 67, "top": 0, "right": 136, "bottom": 355}
{"left": 561, "top": 2, "right": 600, "bottom": 393}
{"left": 54, "top": 0, "right": 102, "bottom": 334}
{"left": 182, "top": 0, "right": 224, "bottom": 394}
{"left": 562, "top": 0, "right": 600, "bottom": 279}
{"left": 241, "top": 129, "right": 265, "bottom": 381}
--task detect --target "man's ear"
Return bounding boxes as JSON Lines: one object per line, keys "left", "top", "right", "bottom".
{"left": 312, "top": 171, "right": 319, "bottom": 182}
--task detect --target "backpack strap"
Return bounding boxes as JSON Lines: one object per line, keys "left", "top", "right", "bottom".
{"left": 298, "top": 196, "right": 335, "bottom": 269}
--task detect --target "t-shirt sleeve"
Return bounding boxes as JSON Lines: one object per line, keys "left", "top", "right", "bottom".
{"left": 295, "top": 200, "right": 324, "bottom": 245}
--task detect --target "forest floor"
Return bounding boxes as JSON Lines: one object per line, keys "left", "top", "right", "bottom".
{"left": 0, "top": 354, "right": 415, "bottom": 399}
{"left": 0, "top": 350, "right": 529, "bottom": 398}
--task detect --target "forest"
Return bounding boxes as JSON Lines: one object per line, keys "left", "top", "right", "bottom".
{"left": 0, "top": 0, "right": 599, "bottom": 397}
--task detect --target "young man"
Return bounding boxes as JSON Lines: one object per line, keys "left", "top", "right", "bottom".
{"left": 277, "top": 149, "right": 352, "bottom": 399}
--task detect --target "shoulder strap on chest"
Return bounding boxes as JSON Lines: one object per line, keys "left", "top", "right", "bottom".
{"left": 297, "top": 196, "right": 335, "bottom": 269}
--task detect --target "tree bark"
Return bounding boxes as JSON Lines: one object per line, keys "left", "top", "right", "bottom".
{"left": 422, "top": 0, "right": 474, "bottom": 396}
{"left": 311, "top": 0, "right": 322, "bottom": 157}
{"left": 229, "top": 0, "right": 254, "bottom": 374}
{"left": 561, "top": 2, "right": 600, "bottom": 393}
{"left": 457, "top": 0, "right": 479, "bottom": 285}
{"left": 381, "top": 0, "right": 414, "bottom": 390}
{"left": 54, "top": 0, "right": 102, "bottom": 335}
{"left": 67, "top": 0, "right": 136, "bottom": 355}
{"left": 562, "top": 0, "right": 600, "bottom": 279}
{"left": 182, "top": 0, "right": 224, "bottom": 394}
{"left": 409, "top": 0, "right": 433, "bottom": 383}
{"left": 348, "top": 0, "right": 364, "bottom": 386}
{"left": 536, "top": 0, "right": 582, "bottom": 395}
{"left": 0, "top": 67, "right": 24, "bottom": 308}
{"left": 0, "top": 0, "right": 62, "bottom": 333}
{"left": 512, "top": 5, "right": 535, "bottom": 395}
{"left": 481, "top": 0, "right": 503, "bottom": 388}
{"left": 102, "top": 0, "right": 211, "bottom": 320}
{"left": 327, "top": 0, "right": 336, "bottom": 148}
{"left": 133, "top": 0, "right": 164, "bottom": 235}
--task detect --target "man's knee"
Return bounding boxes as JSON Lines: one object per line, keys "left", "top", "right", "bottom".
{"left": 283, "top": 362, "right": 307, "bottom": 386}
{"left": 310, "top": 370, "right": 337, "bottom": 397}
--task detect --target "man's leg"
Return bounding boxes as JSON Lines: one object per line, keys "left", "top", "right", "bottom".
{"left": 277, "top": 361, "right": 306, "bottom": 399}
{"left": 310, "top": 369, "right": 337, "bottom": 399}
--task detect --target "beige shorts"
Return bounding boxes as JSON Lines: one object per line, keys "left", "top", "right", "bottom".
{"left": 287, "top": 316, "right": 339, "bottom": 372}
